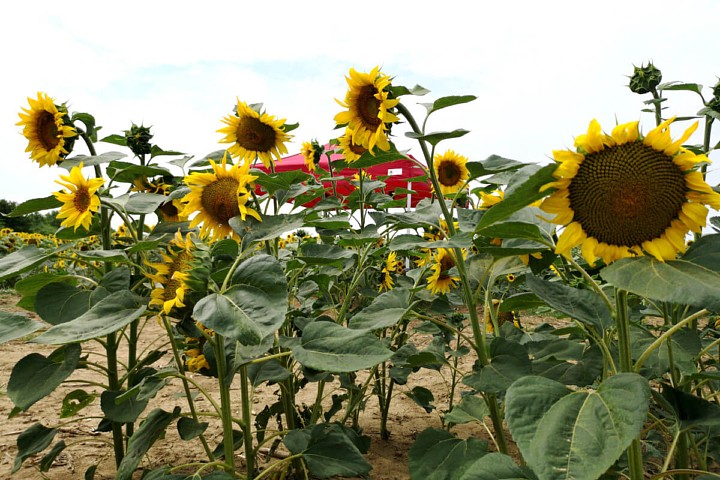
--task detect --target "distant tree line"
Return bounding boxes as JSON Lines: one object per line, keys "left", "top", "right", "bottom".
{"left": 0, "top": 199, "right": 61, "bottom": 235}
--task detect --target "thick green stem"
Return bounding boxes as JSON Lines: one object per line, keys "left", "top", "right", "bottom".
{"left": 214, "top": 336, "right": 236, "bottom": 472}
{"left": 239, "top": 366, "right": 255, "bottom": 479}
{"left": 615, "top": 289, "right": 644, "bottom": 479}
{"left": 396, "top": 100, "right": 508, "bottom": 453}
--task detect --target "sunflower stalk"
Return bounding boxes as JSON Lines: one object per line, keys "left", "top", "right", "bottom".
{"left": 396, "top": 101, "right": 508, "bottom": 454}
{"left": 614, "top": 289, "right": 645, "bottom": 480}
{"left": 213, "top": 334, "right": 237, "bottom": 473}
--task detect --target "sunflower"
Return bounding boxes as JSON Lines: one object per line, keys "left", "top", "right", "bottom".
{"left": 146, "top": 231, "right": 195, "bottom": 315}
{"left": 180, "top": 152, "right": 261, "bottom": 242}
{"left": 301, "top": 140, "right": 322, "bottom": 173}
{"left": 378, "top": 251, "right": 404, "bottom": 292}
{"left": 218, "top": 100, "right": 292, "bottom": 168}
{"left": 334, "top": 66, "right": 399, "bottom": 152}
{"left": 434, "top": 150, "right": 470, "bottom": 196}
{"left": 337, "top": 128, "right": 368, "bottom": 163}
{"left": 17, "top": 92, "right": 77, "bottom": 167}
{"left": 541, "top": 118, "right": 720, "bottom": 265}
{"left": 426, "top": 248, "right": 462, "bottom": 295}
{"left": 53, "top": 163, "right": 104, "bottom": 231}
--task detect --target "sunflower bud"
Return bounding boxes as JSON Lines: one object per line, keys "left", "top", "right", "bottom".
{"left": 629, "top": 62, "right": 662, "bottom": 95}
{"left": 125, "top": 123, "right": 153, "bottom": 156}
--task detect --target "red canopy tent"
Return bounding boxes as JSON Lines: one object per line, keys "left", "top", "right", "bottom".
{"left": 253, "top": 146, "right": 432, "bottom": 208}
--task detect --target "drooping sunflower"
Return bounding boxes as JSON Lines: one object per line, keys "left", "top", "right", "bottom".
{"left": 541, "top": 118, "right": 720, "bottom": 265}
{"left": 180, "top": 152, "right": 261, "bottom": 242}
{"left": 146, "top": 231, "right": 196, "bottom": 315}
{"left": 53, "top": 163, "right": 104, "bottom": 231}
{"left": 218, "top": 100, "right": 292, "bottom": 168}
{"left": 426, "top": 248, "right": 462, "bottom": 295}
{"left": 433, "top": 150, "right": 470, "bottom": 196}
{"left": 301, "top": 140, "right": 322, "bottom": 173}
{"left": 17, "top": 92, "right": 77, "bottom": 167}
{"left": 334, "top": 66, "right": 399, "bottom": 152}
{"left": 337, "top": 127, "right": 368, "bottom": 163}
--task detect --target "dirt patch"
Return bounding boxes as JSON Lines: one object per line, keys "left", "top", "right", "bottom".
{"left": 0, "top": 292, "right": 550, "bottom": 479}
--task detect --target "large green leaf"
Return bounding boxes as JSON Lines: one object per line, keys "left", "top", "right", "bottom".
{"left": 7, "top": 196, "right": 61, "bottom": 216}
{"left": 7, "top": 343, "right": 81, "bottom": 411}
{"left": 13, "top": 423, "right": 57, "bottom": 473}
{"left": 298, "top": 243, "right": 356, "bottom": 265}
{"left": 284, "top": 423, "right": 371, "bottom": 479}
{"left": 526, "top": 274, "right": 613, "bottom": 333}
{"left": 32, "top": 290, "right": 146, "bottom": 344}
{"left": 0, "top": 311, "right": 43, "bottom": 344}
{"left": 408, "top": 428, "right": 488, "bottom": 480}
{"left": 101, "top": 390, "right": 149, "bottom": 423}
{"left": 105, "top": 161, "right": 171, "bottom": 183}
{"left": 14, "top": 272, "right": 76, "bottom": 311}
{"left": 194, "top": 255, "right": 287, "bottom": 345}
{"left": 35, "top": 282, "right": 93, "bottom": 325}
{"left": 61, "top": 151, "right": 127, "bottom": 168}
{"left": 462, "top": 338, "right": 532, "bottom": 395}
{"left": 288, "top": 321, "right": 393, "bottom": 372}
{"left": 458, "top": 452, "right": 536, "bottom": 480}
{"left": 682, "top": 233, "right": 720, "bottom": 272}
{"left": 600, "top": 257, "right": 720, "bottom": 311}
{"left": 476, "top": 164, "right": 556, "bottom": 229}
{"left": 116, "top": 407, "right": 180, "bottom": 480}
{"left": 505, "top": 374, "right": 650, "bottom": 480}
{"left": 406, "top": 129, "right": 470, "bottom": 146}
{"left": 349, "top": 288, "right": 414, "bottom": 331}
{"left": 420, "top": 95, "right": 476, "bottom": 115}
{"left": 443, "top": 394, "right": 490, "bottom": 426}
{"left": 0, "top": 246, "right": 68, "bottom": 282}
{"left": 229, "top": 212, "right": 306, "bottom": 246}
{"left": 104, "top": 192, "right": 169, "bottom": 214}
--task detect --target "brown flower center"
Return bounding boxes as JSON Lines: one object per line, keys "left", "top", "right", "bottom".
{"left": 437, "top": 160, "right": 462, "bottom": 187}
{"left": 164, "top": 277, "right": 182, "bottom": 301}
{"left": 73, "top": 188, "right": 92, "bottom": 213}
{"left": 568, "top": 141, "right": 687, "bottom": 246}
{"left": 358, "top": 85, "right": 381, "bottom": 129}
{"left": 235, "top": 116, "right": 277, "bottom": 152}
{"left": 349, "top": 142, "right": 367, "bottom": 156}
{"left": 201, "top": 177, "right": 240, "bottom": 224}
{"left": 438, "top": 254, "right": 455, "bottom": 279}
{"left": 37, "top": 111, "right": 60, "bottom": 150}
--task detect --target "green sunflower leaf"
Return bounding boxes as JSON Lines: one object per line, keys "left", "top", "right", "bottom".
{"left": 683, "top": 233, "right": 720, "bottom": 272}
{"left": 61, "top": 151, "right": 127, "bottom": 169}
{"left": 526, "top": 274, "right": 614, "bottom": 332}
{"left": 348, "top": 288, "right": 415, "bottom": 331}
{"left": 658, "top": 81, "right": 703, "bottom": 95}
{"left": 344, "top": 145, "right": 410, "bottom": 168}
{"left": 505, "top": 373, "right": 650, "bottom": 480}
{"left": 420, "top": 95, "right": 476, "bottom": 116}
{"left": 194, "top": 254, "right": 287, "bottom": 346}
{"left": 32, "top": 290, "right": 146, "bottom": 344}
{"left": 35, "top": 282, "right": 93, "bottom": 325}
{"left": 408, "top": 428, "right": 488, "bottom": 480}
{"left": 100, "top": 134, "right": 127, "bottom": 146}
{"left": 405, "top": 129, "right": 470, "bottom": 147}
{"left": 13, "top": 423, "right": 57, "bottom": 473}
{"left": 116, "top": 407, "right": 181, "bottom": 480}
{"left": 284, "top": 423, "right": 372, "bottom": 478}
{"left": 8, "top": 343, "right": 81, "bottom": 412}
{"left": 6, "top": 196, "right": 62, "bottom": 216}
{"left": 600, "top": 257, "right": 720, "bottom": 312}
{"left": 288, "top": 321, "right": 393, "bottom": 372}
{"left": 444, "top": 394, "right": 490, "bottom": 425}
{"left": 0, "top": 311, "right": 43, "bottom": 344}
{"left": 105, "top": 161, "right": 172, "bottom": 183}
{"left": 103, "top": 192, "right": 169, "bottom": 214}
{"left": 475, "top": 164, "right": 556, "bottom": 229}
{"left": 0, "top": 245, "right": 71, "bottom": 282}
{"left": 390, "top": 84, "right": 431, "bottom": 97}
{"left": 230, "top": 212, "right": 306, "bottom": 246}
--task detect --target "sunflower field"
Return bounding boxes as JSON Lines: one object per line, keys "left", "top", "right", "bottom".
{"left": 2, "top": 63, "right": 720, "bottom": 480}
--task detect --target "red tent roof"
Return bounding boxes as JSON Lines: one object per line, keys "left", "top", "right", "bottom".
{"left": 253, "top": 146, "right": 432, "bottom": 208}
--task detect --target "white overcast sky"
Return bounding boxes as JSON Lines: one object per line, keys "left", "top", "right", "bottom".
{"left": 2, "top": 0, "right": 720, "bottom": 205}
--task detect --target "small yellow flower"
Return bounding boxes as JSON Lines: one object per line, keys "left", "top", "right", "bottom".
{"left": 426, "top": 248, "right": 462, "bottom": 295}
{"left": 434, "top": 150, "right": 470, "bottom": 196}
{"left": 53, "top": 163, "right": 104, "bottom": 231}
